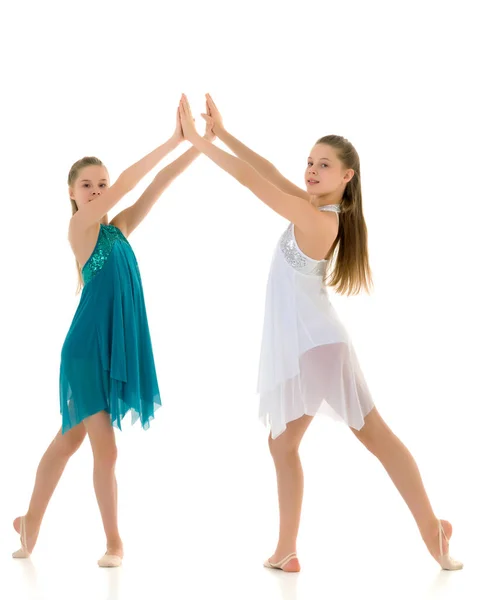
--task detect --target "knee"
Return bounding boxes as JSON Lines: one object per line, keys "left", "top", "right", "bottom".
{"left": 268, "top": 436, "right": 299, "bottom": 462}
{"left": 353, "top": 423, "right": 394, "bottom": 456}
{"left": 93, "top": 442, "right": 118, "bottom": 468}
{"left": 56, "top": 429, "right": 87, "bottom": 457}
{"left": 68, "top": 433, "right": 86, "bottom": 455}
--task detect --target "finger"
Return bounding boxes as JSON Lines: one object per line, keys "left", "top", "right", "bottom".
{"left": 209, "top": 99, "right": 219, "bottom": 117}
{"left": 208, "top": 94, "right": 218, "bottom": 110}
{"left": 180, "top": 98, "right": 188, "bottom": 115}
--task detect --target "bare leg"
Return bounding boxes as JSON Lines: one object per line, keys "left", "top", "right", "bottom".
{"left": 13, "top": 423, "right": 87, "bottom": 553}
{"left": 83, "top": 411, "right": 123, "bottom": 558}
{"left": 268, "top": 415, "right": 314, "bottom": 572}
{"left": 351, "top": 408, "right": 452, "bottom": 563}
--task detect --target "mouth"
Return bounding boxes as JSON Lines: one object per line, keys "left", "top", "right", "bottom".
{"left": 307, "top": 179, "right": 319, "bottom": 185}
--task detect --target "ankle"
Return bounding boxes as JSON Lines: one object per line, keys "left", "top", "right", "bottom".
{"left": 275, "top": 544, "right": 297, "bottom": 558}
{"left": 419, "top": 516, "right": 439, "bottom": 540}
{"left": 24, "top": 511, "right": 42, "bottom": 529}
{"left": 106, "top": 537, "right": 123, "bottom": 550}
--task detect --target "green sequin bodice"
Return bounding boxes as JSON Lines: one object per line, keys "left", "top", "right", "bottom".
{"left": 82, "top": 224, "right": 129, "bottom": 285}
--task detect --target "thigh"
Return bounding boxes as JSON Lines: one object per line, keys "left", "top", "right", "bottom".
{"left": 350, "top": 407, "right": 394, "bottom": 449}
{"left": 83, "top": 411, "right": 116, "bottom": 456}
{"left": 269, "top": 414, "right": 314, "bottom": 455}
{"left": 53, "top": 422, "right": 87, "bottom": 454}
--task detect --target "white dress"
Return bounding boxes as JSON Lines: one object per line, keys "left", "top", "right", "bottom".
{"left": 258, "top": 204, "right": 375, "bottom": 439}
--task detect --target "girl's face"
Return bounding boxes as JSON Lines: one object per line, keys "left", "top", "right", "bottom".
{"left": 305, "top": 143, "right": 354, "bottom": 196}
{"left": 70, "top": 165, "right": 110, "bottom": 208}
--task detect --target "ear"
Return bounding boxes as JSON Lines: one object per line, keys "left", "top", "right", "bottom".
{"left": 344, "top": 169, "right": 355, "bottom": 184}
{"left": 69, "top": 186, "right": 75, "bottom": 201}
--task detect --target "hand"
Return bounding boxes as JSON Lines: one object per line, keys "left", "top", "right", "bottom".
{"left": 201, "top": 94, "right": 224, "bottom": 138}
{"left": 202, "top": 104, "right": 216, "bottom": 142}
{"left": 171, "top": 102, "right": 184, "bottom": 145}
{"left": 201, "top": 94, "right": 223, "bottom": 139}
{"left": 201, "top": 94, "right": 219, "bottom": 142}
{"left": 179, "top": 94, "right": 200, "bottom": 143}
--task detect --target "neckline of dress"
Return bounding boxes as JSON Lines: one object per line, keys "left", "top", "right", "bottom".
{"left": 317, "top": 203, "right": 341, "bottom": 213}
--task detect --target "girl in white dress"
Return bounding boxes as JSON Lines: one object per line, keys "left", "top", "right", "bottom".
{"left": 178, "top": 94, "right": 462, "bottom": 573}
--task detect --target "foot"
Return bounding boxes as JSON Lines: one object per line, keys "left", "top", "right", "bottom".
{"left": 13, "top": 515, "right": 40, "bottom": 556}
{"left": 422, "top": 519, "right": 462, "bottom": 570}
{"left": 98, "top": 541, "right": 124, "bottom": 568}
{"left": 265, "top": 550, "right": 301, "bottom": 572}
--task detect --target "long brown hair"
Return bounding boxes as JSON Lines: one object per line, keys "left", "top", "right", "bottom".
{"left": 319, "top": 135, "right": 373, "bottom": 296}
{"left": 68, "top": 156, "right": 105, "bottom": 294}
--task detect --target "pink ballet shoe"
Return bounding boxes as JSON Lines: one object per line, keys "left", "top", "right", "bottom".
{"left": 98, "top": 553, "right": 122, "bottom": 568}
{"left": 263, "top": 552, "right": 299, "bottom": 571}
{"left": 12, "top": 516, "right": 31, "bottom": 559}
{"left": 438, "top": 520, "right": 463, "bottom": 570}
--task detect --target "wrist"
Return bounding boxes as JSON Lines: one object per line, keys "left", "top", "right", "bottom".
{"left": 169, "top": 135, "right": 182, "bottom": 148}
{"left": 215, "top": 125, "right": 227, "bottom": 139}
{"left": 189, "top": 132, "right": 203, "bottom": 146}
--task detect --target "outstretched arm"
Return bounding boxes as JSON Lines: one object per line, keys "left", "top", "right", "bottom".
{"left": 71, "top": 101, "right": 184, "bottom": 231}
{"left": 179, "top": 95, "right": 331, "bottom": 239}
{"left": 203, "top": 94, "right": 308, "bottom": 200}
{"left": 111, "top": 110, "right": 215, "bottom": 236}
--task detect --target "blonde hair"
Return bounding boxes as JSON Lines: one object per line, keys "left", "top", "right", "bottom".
{"left": 318, "top": 135, "right": 373, "bottom": 296}
{"left": 68, "top": 156, "right": 104, "bottom": 294}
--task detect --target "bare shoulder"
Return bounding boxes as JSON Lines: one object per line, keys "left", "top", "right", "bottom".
{"left": 68, "top": 216, "right": 102, "bottom": 268}
{"left": 295, "top": 210, "right": 339, "bottom": 261}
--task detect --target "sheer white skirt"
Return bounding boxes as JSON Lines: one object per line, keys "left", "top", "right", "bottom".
{"left": 257, "top": 248, "right": 374, "bottom": 439}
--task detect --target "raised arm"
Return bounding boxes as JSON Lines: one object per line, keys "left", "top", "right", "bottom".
{"left": 111, "top": 110, "right": 216, "bottom": 236}
{"left": 71, "top": 111, "right": 184, "bottom": 232}
{"left": 202, "top": 94, "right": 308, "bottom": 200}
{"left": 179, "top": 96, "right": 337, "bottom": 249}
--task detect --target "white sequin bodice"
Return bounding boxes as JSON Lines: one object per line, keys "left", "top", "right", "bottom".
{"left": 279, "top": 204, "right": 340, "bottom": 276}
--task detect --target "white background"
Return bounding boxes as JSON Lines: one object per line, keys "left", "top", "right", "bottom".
{"left": 0, "top": 1, "right": 478, "bottom": 599}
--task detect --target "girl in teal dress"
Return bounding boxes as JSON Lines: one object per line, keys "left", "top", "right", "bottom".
{"left": 12, "top": 101, "right": 215, "bottom": 567}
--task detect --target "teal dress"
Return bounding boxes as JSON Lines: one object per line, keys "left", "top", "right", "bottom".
{"left": 60, "top": 224, "right": 161, "bottom": 434}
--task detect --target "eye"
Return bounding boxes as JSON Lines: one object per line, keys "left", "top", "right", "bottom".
{"left": 321, "top": 163, "right": 328, "bottom": 168}
{"left": 100, "top": 183, "right": 107, "bottom": 188}
{"left": 307, "top": 161, "right": 313, "bottom": 167}
{"left": 82, "top": 183, "right": 90, "bottom": 188}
